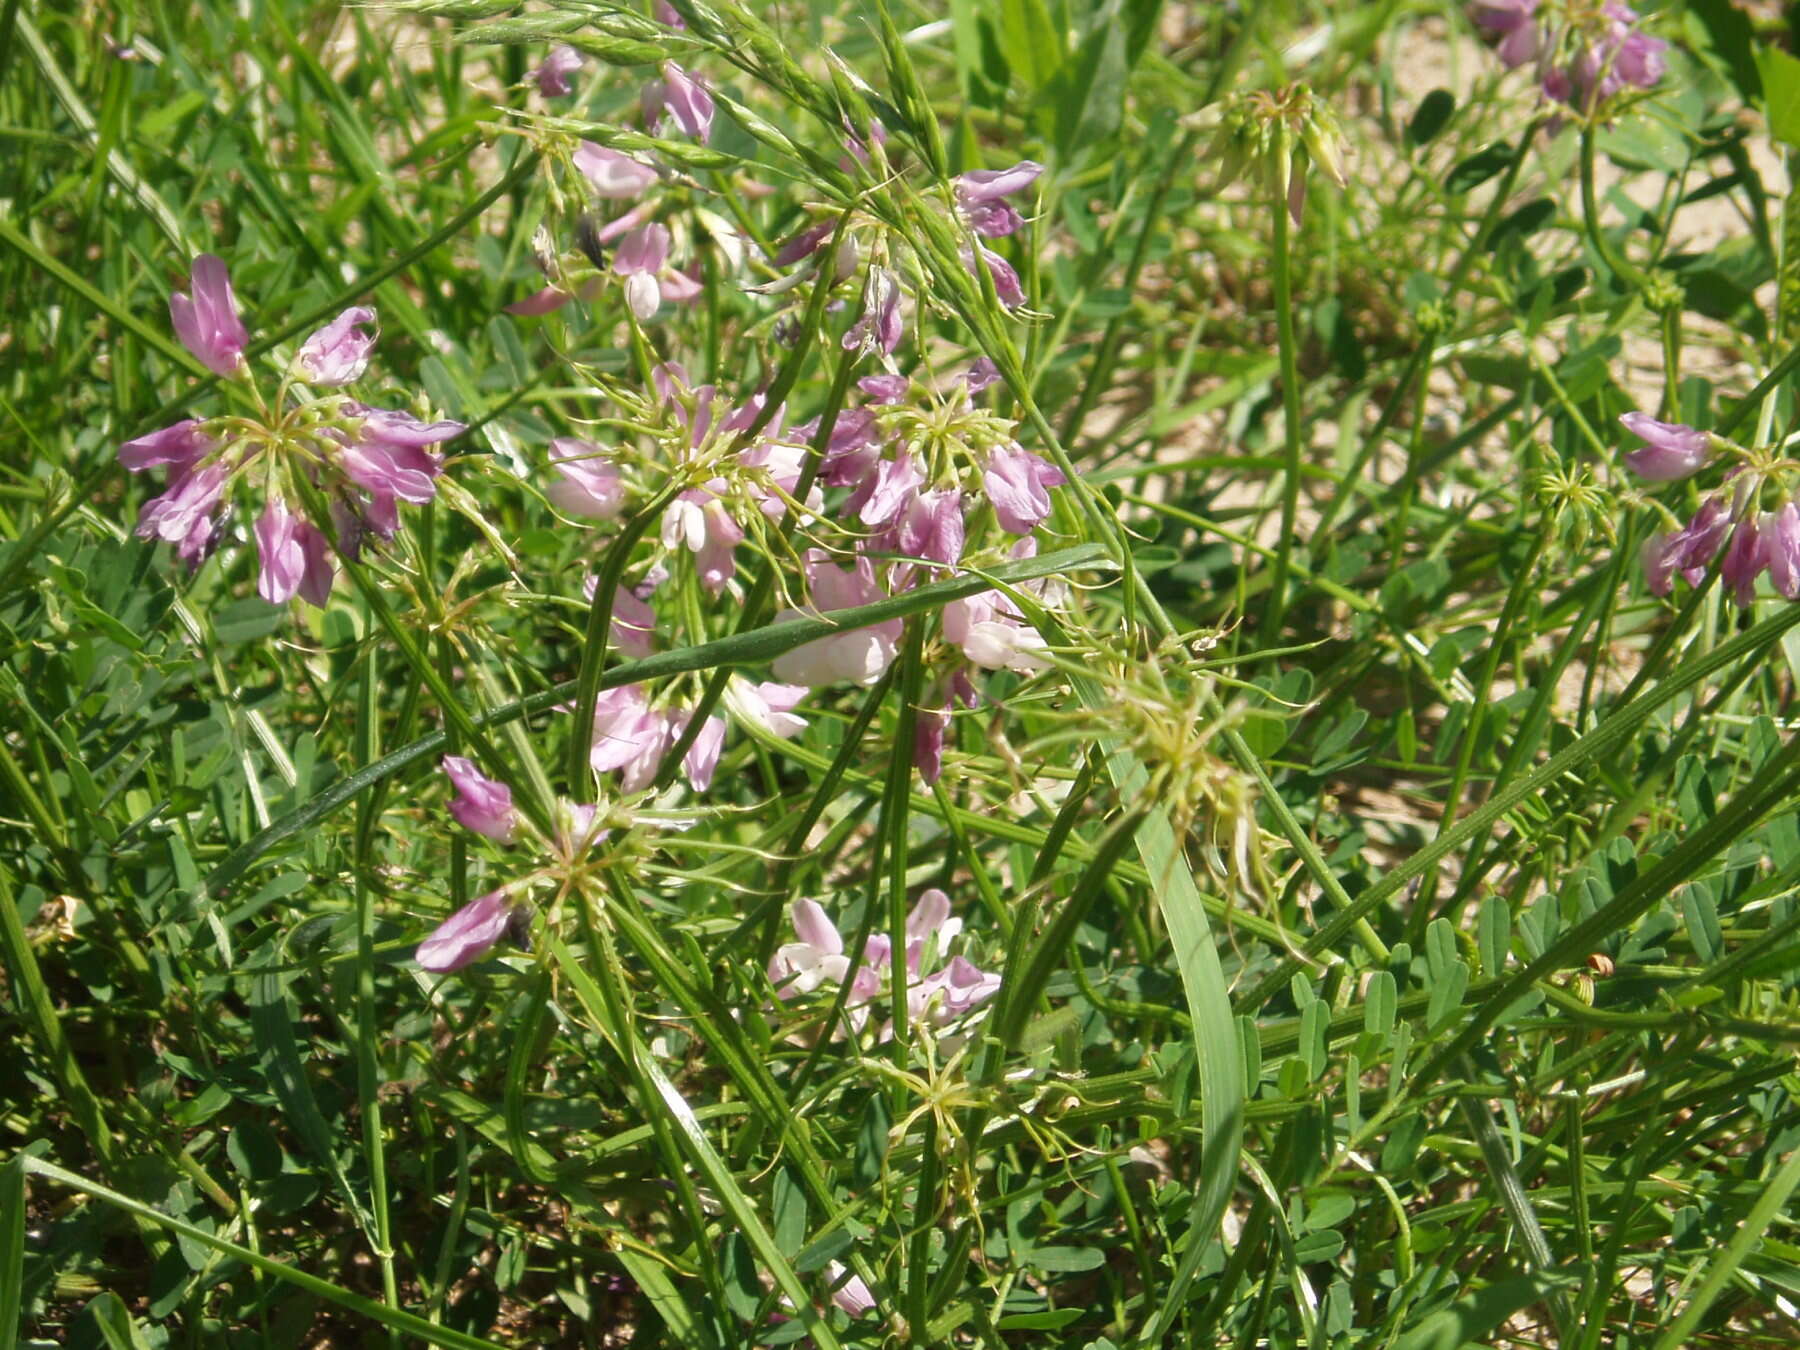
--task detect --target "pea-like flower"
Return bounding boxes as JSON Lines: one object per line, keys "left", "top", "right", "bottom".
{"left": 294, "top": 307, "right": 377, "bottom": 386}
{"left": 767, "top": 890, "right": 1000, "bottom": 1035}
{"left": 574, "top": 142, "right": 658, "bottom": 199}
{"left": 983, "top": 445, "right": 1066, "bottom": 533}
{"left": 955, "top": 160, "right": 1042, "bottom": 238}
{"left": 169, "top": 254, "right": 249, "bottom": 377}
{"left": 546, "top": 438, "right": 627, "bottom": 519}
{"left": 254, "top": 499, "right": 334, "bottom": 608}
{"left": 1620, "top": 412, "right": 1710, "bottom": 481}
{"left": 613, "top": 223, "right": 701, "bottom": 320}
{"left": 769, "top": 553, "right": 902, "bottom": 687}
{"left": 416, "top": 888, "right": 519, "bottom": 973}
{"left": 443, "top": 756, "right": 518, "bottom": 843}
{"left": 532, "top": 44, "right": 582, "bottom": 97}
{"left": 644, "top": 62, "right": 714, "bottom": 142}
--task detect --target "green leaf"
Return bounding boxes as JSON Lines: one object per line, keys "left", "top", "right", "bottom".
{"left": 1363, "top": 971, "right": 1396, "bottom": 1041}
{"left": 1393, "top": 1273, "right": 1575, "bottom": 1350}
{"left": 1407, "top": 89, "right": 1455, "bottom": 147}
{"left": 999, "top": 0, "right": 1064, "bottom": 95}
{"left": 0, "top": 1154, "right": 22, "bottom": 1350}
{"left": 1051, "top": 2, "right": 1131, "bottom": 157}
{"left": 1691, "top": 0, "right": 1761, "bottom": 101}
{"left": 248, "top": 961, "right": 377, "bottom": 1239}
{"left": 1445, "top": 142, "right": 1513, "bottom": 195}
{"left": 84, "top": 1293, "right": 151, "bottom": 1350}
{"left": 1756, "top": 45, "right": 1800, "bottom": 147}
{"left": 1654, "top": 1146, "right": 1800, "bottom": 1350}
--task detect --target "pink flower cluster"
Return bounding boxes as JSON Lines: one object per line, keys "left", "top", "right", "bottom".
{"left": 418, "top": 758, "right": 614, "bottom": 972}
{"left": 1622, "top": 412, "right": 1800, "bottom": 606}
{"left": 572, "top": 564, "right": 810, "bottom": 794}
{"left": 1469, "top": 0, "right": 1666, "bottom": 111}
{"left": 768, "top": 891, "right": 1001, "bottom": 1037}
{"left": 778, "top": 160, "right": 1042, "bottom": 353}
{"left": 510, "top": 56, "right": 723, "bottom": 321}
{"left": 120, "top": 256, "right": 464, "bottom": 608}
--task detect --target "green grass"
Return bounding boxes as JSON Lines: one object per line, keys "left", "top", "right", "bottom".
{"left": 5, "top": 0, "right": 1800, "bottom": 1346}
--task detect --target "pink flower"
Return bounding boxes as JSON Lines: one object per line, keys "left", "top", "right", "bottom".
{"left": 767, "top": 891, "right": 999, "bottom": 1033}
{"left": 1614, "top": 29, "right": 1667, "bottom": 87}
{"left": 769, "top": 553, "right": 902, "bottom": 687}
{"left": 583, "top": 576, "right": 659, "bottom": 658}
{"left": 891, "top": 488, "right": 965, "bottom": 567}
{"left": 859, "top": 373, "right": 910, "bottom": 404}
{"left": 825, "top": 1263, "right": 875, "bottom": 1317}
{"left": 645, "top": 62, "right": 714, "bottom": 142}
{"left": 442, "top": 755, "right": 517, "bottom": 843}
{"left": 119, "top": 419, "right": 213, "bottom": 473}
{"left": 739, "top": 436, "right": 820, "bottom": 521}
{"left": 254, "top": 499, "right": 334, "bottom": 607}
{"left": 1720, "top": 515, "right": 1769, "bottom": 606}
{"left": 984, "top": 445, "right": 1065, "bottom": 533}
{"left": 505, "top": 285, "right": 574, "bottom": 317}
{"left": 135, "top": 461, "right": 227, "bottom": 548}
{"left": 295, "top": 307, "right": 377, "bottom": 386}
{"left": 589, "top": 685, "right": 669, "bottom": 792}
{"left": 726, "top": 679, "right": 809, "bottom": 739}
{"left": 859, "top": 452, "right": 924, "bottom": 529}
{"left": 353, "top": 405, "right": 468, "bottom": 452}
{"left": 841, "top": 117, "right": 887, "bottom": 169}
{"left": 669, "top": 709, "right": 726, "bottom": 790}
{"left": 533, "top": 44, "right": 582, "bottom": 97}
{"left": 942, "top": 545, "right": 1059, "bottom": 672}
{"left": 169, "top": 254, "right": 249, "bottom": 377}
{"left": 966, "top": 245, "right": 1025, "bottom": 307}
{"left": 955, "top": 161, "right": 1042, "bottom": 238}
{"left": 614, "top": 223, "right": 688, "bottom": 320}
{"left": 775, "top": 219, "right": 837, "bottom": 267}
{"left": 769, "top": 898, "right": 851, "bottom": 997}
{"left": 417, "top": 889, "right": 516, "bottom": 972}
{"left": 1468, "top": 0, "right": 1541, "bottom": 67}
{"left": 336, "top": 407, "right": 462, "bottom": 513}
{"left": 1768, "top": 503, "right": 1800, "bottom": 600}
{"left": 338, "top": 441, "right": 441, "bottom": 506}
{"left": 914, "top": 702, "right": 948, "bottom": 784}
{"left": 547, "top": 438, "right": 626, "bottom": 519}
{"left": 1620, "top": 412, "right": 1710, "bottom": 482}
{"left": 965, "top": 357, "right": 1001, "bottom": 394}
{"left": 661, "top": 485, "right": 744, "bottom": 594}
{"left": 911, "top": 955, "right": 1003, "bottom": 1026}
{"left": 574, "top": 142, "right": 659, "bottom": 199}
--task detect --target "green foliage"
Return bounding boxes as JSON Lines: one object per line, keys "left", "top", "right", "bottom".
{"left": 5, "top": 0, "right": 1800, "bottom": 1347}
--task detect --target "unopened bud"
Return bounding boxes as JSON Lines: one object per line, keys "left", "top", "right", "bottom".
{"left": 574, "top": 211, "right": 609, "bottom": 271}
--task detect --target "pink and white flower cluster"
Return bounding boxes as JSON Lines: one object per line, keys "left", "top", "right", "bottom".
{"left": 120, "top": 256, "right": 464, "bottom": 609}
{"left": 418, "top": 758, "right": 617, "bottom": 972}
{"left": 778, "top": 159, "right": 1043, "bottom": 352}
{"left": 508, "top": 58, "right": 723, "bottom": 321}
{"left": 1469, "top": 0, "right": 1666, "bottom": 112}
{"left": 768, "top": 890, "right": 1001, "bottom": 1037}
{"left": 1622, "top": 412, "right": 1800, "bottom": 606}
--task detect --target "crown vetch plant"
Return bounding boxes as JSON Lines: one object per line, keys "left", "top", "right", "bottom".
{"left": 121, "top": 255, "right": 465, "bottom": 607}
{"left": 19, "top": 1, "right": 1800, "bottom": 1347}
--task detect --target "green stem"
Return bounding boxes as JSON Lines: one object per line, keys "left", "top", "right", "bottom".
{"left": 1580, "top": 125, "right": 1645, "bottom": 291}
{"left": 351, "top": 637, "right": 399, "bottom": 1340}
{"left": 1263, "top": 163, "right": 1305, "bottom": 637}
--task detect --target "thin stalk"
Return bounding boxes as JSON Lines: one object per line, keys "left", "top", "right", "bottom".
{"left": 1580, "top": 124, "right": 1646, "bottom": 291}
{"left": 351, "top": 640, "right": 400, "bottom": 1339}
{"left": 1262, "top": 159, "right": 1306, "bottom": 638}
